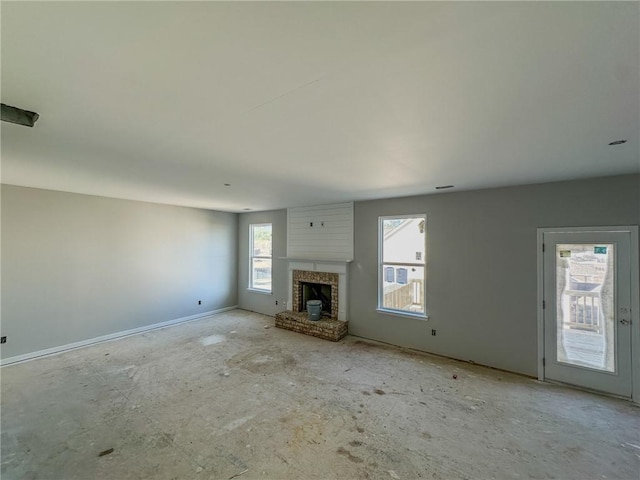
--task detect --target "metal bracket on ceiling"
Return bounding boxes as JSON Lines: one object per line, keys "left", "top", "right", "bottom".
{"left": 1, "top": 103, "right": 39, "bottom": 127}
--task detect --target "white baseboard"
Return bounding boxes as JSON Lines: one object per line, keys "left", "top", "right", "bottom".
{"left": 0, "top": 305, "right": 238, "bottom": 366}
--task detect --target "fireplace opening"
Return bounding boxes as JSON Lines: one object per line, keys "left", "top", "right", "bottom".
{"left": 300, "top": 282, "right": 332, "bottom": 316}
{"left": 292, "top": 269, "right": 339, "bottom": 319}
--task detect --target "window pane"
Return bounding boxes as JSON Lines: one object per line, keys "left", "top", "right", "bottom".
{"left": 384, "top": 266, "right": 395, "bottom": 283}
{"left": 396, "top": 268, "right": 408, "bottom": 285}
{"left": 382, "top": 264, "right": 424, "bottom": 314}
{"left": 251, "top": 258, "right": 272, "bottom": 291}
{"left": 249, "top": 223, "right": 272, "bottom": 292}
{"left": 382, "top": 217, "right": 425, "bottom": 264}
{"left": 555, "top": 244, "right": 614, "bottom": 372}
{"left": 252, "top": 224, "right": 272, "bottom": 257}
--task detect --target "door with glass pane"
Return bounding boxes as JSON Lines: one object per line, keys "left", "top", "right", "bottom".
{"left": 542, "top": 230, "right": 632, "bottom": 397}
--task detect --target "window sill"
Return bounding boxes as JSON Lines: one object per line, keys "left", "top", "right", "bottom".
{"left": 376, "top": 308, "right": 429, "bottom": 320}
{"left": 247, "top": 288, "right": 272, "bottom": 296}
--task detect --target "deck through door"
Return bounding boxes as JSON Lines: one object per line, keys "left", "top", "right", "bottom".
{"left": 542, "top": 231, "right": 632, "bottom": 397}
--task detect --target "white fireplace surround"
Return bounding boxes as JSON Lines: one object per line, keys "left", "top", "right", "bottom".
{"left": 287, "top": 260, "right": 350, "bottom": 321}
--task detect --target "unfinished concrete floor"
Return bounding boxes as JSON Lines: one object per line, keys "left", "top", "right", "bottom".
{"left": 2, "top": 310, "right": 639, "bottom": 480}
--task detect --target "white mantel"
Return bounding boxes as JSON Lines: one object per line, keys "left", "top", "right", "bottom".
{"left": 282, "top": 256, "right": 353, "bottom": 263}
{"left": 287, "top": 259, "right": 349, "bottom": 321}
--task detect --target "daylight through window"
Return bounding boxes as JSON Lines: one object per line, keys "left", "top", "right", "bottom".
{"left": 250, "top": 223, "right": 272, "bottom": 292}
{"left": 379, "top": 215, "right": 426, "bottom": 316}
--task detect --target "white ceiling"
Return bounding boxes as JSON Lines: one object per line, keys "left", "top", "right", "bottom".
{"left": 2, "top": 2, "right": 638, "bottom": 212}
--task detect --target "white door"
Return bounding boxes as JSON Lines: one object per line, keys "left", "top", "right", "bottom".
{"left": 542, "top": 230, "right": 633, "bottom": 397}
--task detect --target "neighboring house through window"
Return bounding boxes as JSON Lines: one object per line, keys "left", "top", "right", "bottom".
{"left": 379, "top": 215, "right": 426, "bottom": 316}
{"left": 250, "top": 223, "right": 272, "bottom": 292}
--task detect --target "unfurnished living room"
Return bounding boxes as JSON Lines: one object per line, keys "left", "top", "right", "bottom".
{"left": 1, "top": 2, "right": 639, "bottom": 479}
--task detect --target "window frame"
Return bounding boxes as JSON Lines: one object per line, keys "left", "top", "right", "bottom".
{"left": 377, "top": 214, "right": 428, "bottom": 319}
{"left": 249, "top": 223, "right": 273, "bottom": 294}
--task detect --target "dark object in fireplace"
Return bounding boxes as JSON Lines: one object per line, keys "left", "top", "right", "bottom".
{"left": 300, "top": 282, "right": 331, "bottom": 316}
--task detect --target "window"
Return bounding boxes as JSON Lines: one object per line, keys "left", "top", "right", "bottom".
{"left": 379, "top": 215, "right": 426, "bottom": 317}
{"left": 249, "top": 223, "right": 272, "bottom": 292}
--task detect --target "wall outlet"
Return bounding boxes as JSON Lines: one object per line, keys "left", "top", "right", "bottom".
{"left": 275, "top": 300, "right": 278, "bottom": 305}
{"left": 431, "top": 329, "right": 436, "bottom": 336}
{"left": 198, "top": 300, "right": 202, "bottom": 305}
{"left": 0, "top": 336, "right": 6, "bottom": 344}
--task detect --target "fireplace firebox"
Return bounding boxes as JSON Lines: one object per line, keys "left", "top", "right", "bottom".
{"left": 292, "top": 270, "right": 339, "bottom": 320}
{"left": 300, "top": 282, "right": 332, "bottom": 316}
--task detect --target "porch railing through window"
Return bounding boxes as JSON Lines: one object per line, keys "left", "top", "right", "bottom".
{"left": 568, "top": 290, "right": 602, "bottom": 333}
{"left": 383, "top": 278, "right": 424, "bottom": 313}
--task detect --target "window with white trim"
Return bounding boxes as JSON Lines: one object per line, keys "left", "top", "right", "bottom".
{"left": 249, "top": 223, "right": 272, "bottom": 292}
{"left": 379, "top": 215, "right": 426, "bottom": 316}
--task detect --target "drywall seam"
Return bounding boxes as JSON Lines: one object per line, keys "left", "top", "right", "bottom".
{"left": 0, "top": 306, "right": 238, "bottom": 366}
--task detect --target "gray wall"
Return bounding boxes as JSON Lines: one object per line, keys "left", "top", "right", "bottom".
{"left": 350, "top": 174, "right": 639, "bottom": 377}
{"left": 1, "top": 185, "right": 238, "bottom": 360}
{"left": 237, "top": 209, "right": 287, "bottom": 316}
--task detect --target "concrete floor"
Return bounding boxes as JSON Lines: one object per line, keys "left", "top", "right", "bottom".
{"left": 1, "top": 309, "right": 639, "bottom": 480}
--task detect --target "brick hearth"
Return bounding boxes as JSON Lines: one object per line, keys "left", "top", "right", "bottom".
{"left": 275, "top": 311, "right": 348, "bottom": 342}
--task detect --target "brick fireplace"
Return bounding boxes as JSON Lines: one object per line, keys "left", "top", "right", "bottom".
{"left": 292, "top": 270, "right": 339, "bottom": 319}
{"left": 285, "top": 260, "right": 349, "bottom": 321}
{"left": 275, "top": 259, "right": 350, "bottom": 341}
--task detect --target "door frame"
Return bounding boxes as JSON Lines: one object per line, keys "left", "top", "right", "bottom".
{"left": 537, "top": 226, "right": 639, "bottom": 403}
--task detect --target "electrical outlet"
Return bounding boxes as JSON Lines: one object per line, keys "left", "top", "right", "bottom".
{"left": 431, "top": 329, "right": 436, "bottom": 336}
{"left": 275, "top": 300, "right": 278, "bottom": 305}
{"left": 198, "top": 300, "right": 202, "bottom": 305}
{"left": 0, "top": 336, "right": 6, "bottom": 344}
